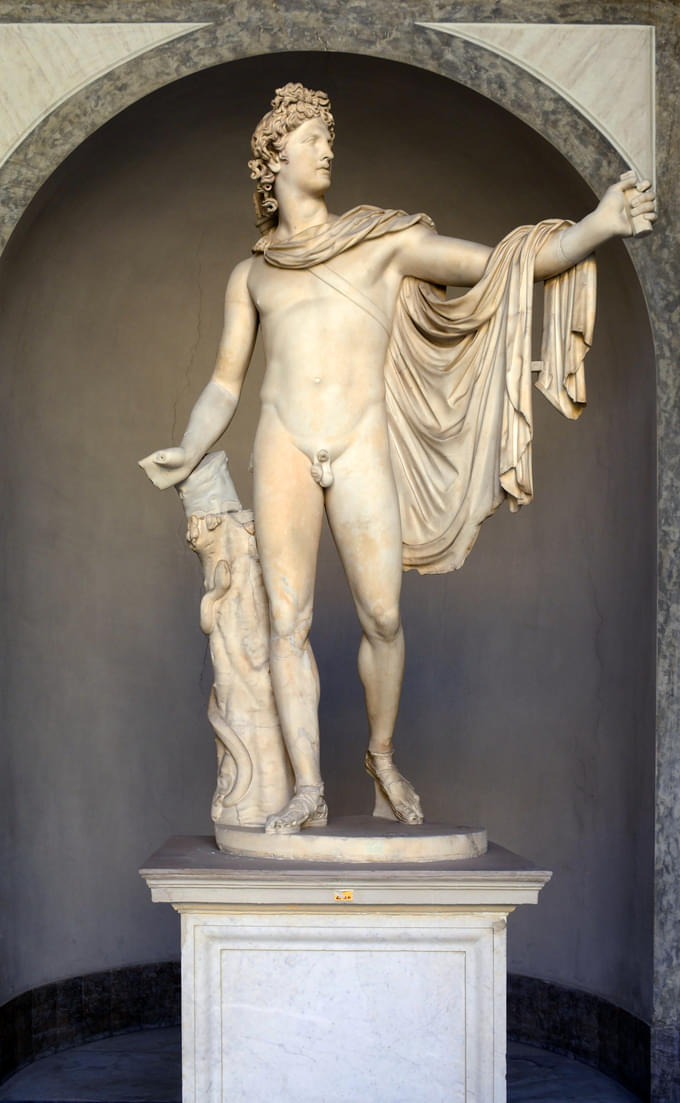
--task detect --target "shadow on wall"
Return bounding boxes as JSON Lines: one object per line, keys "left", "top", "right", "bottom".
{"left": 0, "top": 50, "right": 655, "bottom": 1026}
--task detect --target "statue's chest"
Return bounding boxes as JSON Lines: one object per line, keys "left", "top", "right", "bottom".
{"left": 249, "top": 264, "right": 320, "bottom": 317}
{"left": 249, "top": 241, "right": 391, "bottom": 320}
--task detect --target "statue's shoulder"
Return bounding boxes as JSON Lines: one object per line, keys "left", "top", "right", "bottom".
{"left": 347, "top": 205, "right": 436, "bottom": 241}
{"left": 233, "top": 255, "right": 257, "bottom": 274}
{"left": 225, "top": 256, "right": 257, "bottom": 298}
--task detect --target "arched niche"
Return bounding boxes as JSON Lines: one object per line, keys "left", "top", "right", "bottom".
{"left": 0, "top": 49, "right": 656, "bottom": 1041}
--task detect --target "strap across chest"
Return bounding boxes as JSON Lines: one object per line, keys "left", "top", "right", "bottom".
{"left": 307, "top": 262, "right": 392, "bottom": 337}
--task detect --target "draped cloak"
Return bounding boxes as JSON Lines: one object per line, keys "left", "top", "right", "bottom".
{"left": 253, "top": 205, "right": 596, "bottom": 575}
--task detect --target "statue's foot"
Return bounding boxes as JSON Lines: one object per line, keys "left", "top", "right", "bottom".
{"left": 364, "top": 750, "right": 424, "bottom": 825}
{"left": 264, "top": 786, "right": 328, "bottom": 835}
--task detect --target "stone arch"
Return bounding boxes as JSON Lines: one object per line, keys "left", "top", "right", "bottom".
{"left": 0, "top": 24, "right": 634, "bottom": 255}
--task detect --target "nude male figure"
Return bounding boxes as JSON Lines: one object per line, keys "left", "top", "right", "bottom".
{"left": 140, "top": 83, "right": 656, "bottom": 835}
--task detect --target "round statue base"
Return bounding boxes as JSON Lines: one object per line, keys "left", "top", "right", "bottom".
{"left": 215, "top": 815, "right": 487, "bottom": 863}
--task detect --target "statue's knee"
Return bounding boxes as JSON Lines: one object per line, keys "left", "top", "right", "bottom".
{"left": 366, "top": 603, "right": 401, "bottom": 643}
{"left": 270, "top": 607, "right": 312, "bottom": 650}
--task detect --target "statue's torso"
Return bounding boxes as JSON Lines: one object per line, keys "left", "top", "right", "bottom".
{"left": 247, "top": 236, "right": 404, "bottom": 449}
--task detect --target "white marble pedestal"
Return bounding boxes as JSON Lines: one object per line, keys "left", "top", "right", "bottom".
{"left": 140, "top": 836, "right": 551, "bottom": 1103}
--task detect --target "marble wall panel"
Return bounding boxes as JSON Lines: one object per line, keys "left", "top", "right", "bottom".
{"left": 418, "top": 22, "right": 655, "bottom": 181}
{"left": 0, "top": 22, "right": 207, "bottom": 169}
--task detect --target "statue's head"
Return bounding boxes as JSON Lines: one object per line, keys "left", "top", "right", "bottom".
{"left": 249, "top": 82, "right": 335, "bottom": 233}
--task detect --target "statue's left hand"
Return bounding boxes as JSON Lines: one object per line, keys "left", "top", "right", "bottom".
{"left": 596, "top": 172, "right": 657, "bottom": 239}
{"left": 138, "top": 446, "right": 196, "bottom": 490}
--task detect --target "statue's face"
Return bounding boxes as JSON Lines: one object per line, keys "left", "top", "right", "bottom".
{"left": 275, "top": 118, "right": 333, "bottom": 197}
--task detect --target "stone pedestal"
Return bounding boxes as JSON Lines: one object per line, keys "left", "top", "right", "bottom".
{"left": 140, "top": 836, "right": 551, "bottom": 1103}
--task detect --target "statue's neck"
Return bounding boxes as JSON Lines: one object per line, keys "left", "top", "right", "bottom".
{"left": 273, "top": 192, "right": 330, "bottom": 242}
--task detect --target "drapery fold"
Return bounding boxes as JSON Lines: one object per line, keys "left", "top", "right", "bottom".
{"left": 255, "top": 206, "right": 597, "bottom": 574}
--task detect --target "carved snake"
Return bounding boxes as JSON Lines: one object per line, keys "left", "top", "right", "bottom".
{"left": 207, "top": 686, "right": 253, "bottom": 808}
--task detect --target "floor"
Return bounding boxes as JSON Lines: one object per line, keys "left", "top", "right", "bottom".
{"left": 0, "top": 1028, "right": 641, "bottom": 1102}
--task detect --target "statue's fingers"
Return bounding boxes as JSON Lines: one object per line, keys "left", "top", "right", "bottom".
{"left": 630, "top": 191, "right": 655, "bottom": 206}
{"left": 635, "top": 178, "right": 652, "bottom": 193}
{"left": 631, "top": 198, "right": 657, "bottom": 216}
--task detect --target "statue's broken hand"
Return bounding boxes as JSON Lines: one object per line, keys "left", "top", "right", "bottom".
{"left": 596, "top": 172, "right": 657, "bottom": 239}
{"left": 138, "top": 446, "right": 196, "bottom": 490}
{"left": 536, "top": 171, "right": 657, "bottom": 280}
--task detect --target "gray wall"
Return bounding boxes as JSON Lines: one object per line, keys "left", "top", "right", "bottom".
{"left": 0, "top": 52, "right": 655, "bottom": 1020}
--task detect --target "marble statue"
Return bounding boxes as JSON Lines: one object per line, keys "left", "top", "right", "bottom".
{"left": 140, "top": 83, "right": 656, "bottom": 839}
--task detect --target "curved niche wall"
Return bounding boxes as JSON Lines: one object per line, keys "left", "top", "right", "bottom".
{"left": 0, "top": 51, "right": 655, "bottom": 1032}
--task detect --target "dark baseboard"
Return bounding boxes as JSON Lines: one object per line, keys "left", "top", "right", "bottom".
{"left": 0, "top": 962, "right": 180, "bottom": 1085}
{"left": 650, "top": 1025, "right": 680, "bottom": 1103}
{"left": 0, "top": 963, "right": 650, "bottom": 1097}
{"left": 508, "top": 973, "right": 650, "bottom": 1101}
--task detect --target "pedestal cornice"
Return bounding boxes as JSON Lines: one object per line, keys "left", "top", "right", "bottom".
{"left": 140, "top": 835, "right": 552, "bottom": 910}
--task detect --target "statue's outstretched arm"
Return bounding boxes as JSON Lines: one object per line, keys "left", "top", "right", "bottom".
{"left": 396, "top": 173, "right": 656, "bottom": 288}
{"left": 139, "top": 258, "right": 258, "bottom": 491}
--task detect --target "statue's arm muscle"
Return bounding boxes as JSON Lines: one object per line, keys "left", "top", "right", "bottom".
{"left": 212, "top": 259, "right": 259, "bottom": 395}
{"left": 178, "top": 259, "right": 259, "bottom": 464}
{"left": 138, "top": 259, "right": 258, "bottom": 490}
{"left": 395, "top": 225, "right": 492, "bottom": 287}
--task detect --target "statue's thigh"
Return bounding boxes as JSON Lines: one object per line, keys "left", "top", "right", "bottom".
{"left": 325, "top": 443, "right": 403, "bottom": 611}
{"left": 253, "top": 427, "right": 324, "bottom": 613}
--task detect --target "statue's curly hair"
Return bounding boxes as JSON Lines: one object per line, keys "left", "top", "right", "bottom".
{"left": 249, "top": 82, "right": 335, "bottom": 234}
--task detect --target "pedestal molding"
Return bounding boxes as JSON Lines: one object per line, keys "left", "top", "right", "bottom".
{"left": 140, "top": 835, "right": 552, "bottom": 908}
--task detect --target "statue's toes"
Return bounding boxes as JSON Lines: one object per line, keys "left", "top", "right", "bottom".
{"left": 398, "top": 805, "right": 423, "bottom": 825}
{"left": 396, "top": 792, "right": 424, "bottom": 824}
{"left": 264, "top": 811, "right": 302, "bottom": 835}
{"left": 264, "top": 788, "right": 326, "bottom": 835}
